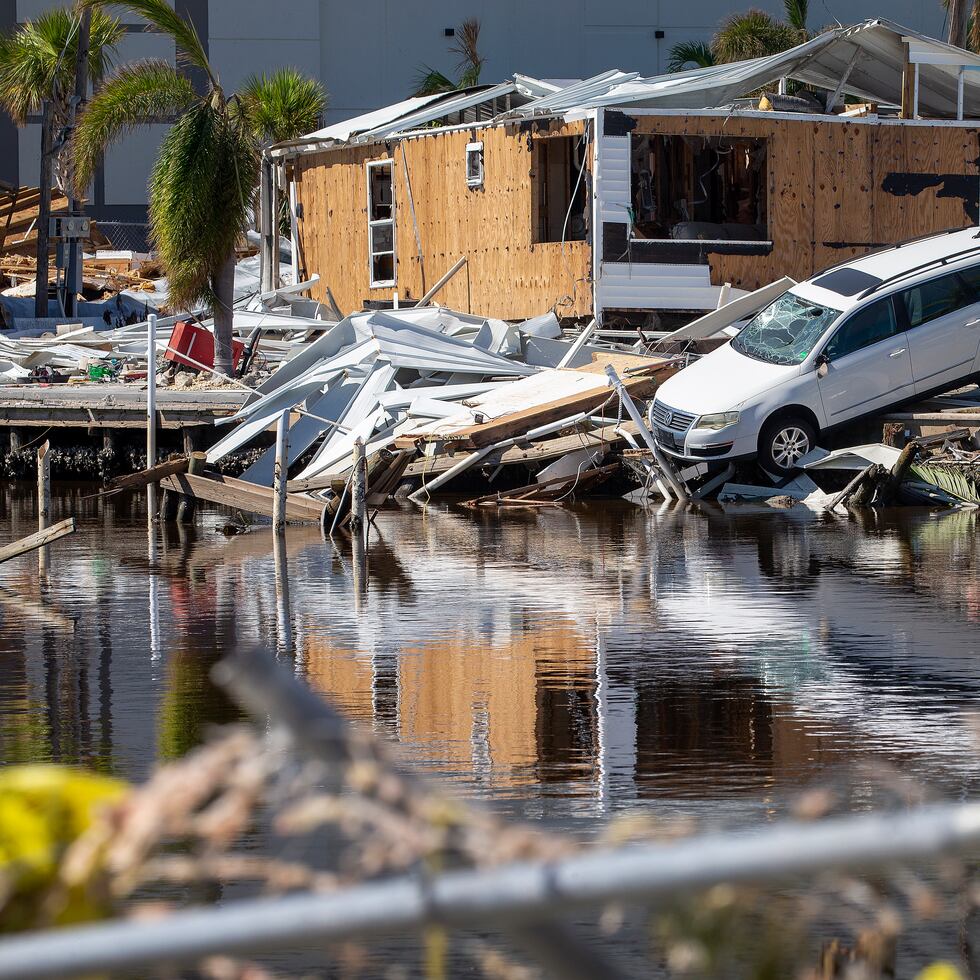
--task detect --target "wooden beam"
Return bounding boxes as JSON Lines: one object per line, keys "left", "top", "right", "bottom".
{"left": 0, "top": 518, "right": 75, "bottom": 565}
{"left": 110, "top": 456, "right": 189, "bottom": 492}
{"left": 160, "top": 472, "right": 326, "bottom": 524}
{"left": 395, "top": 364, "right": 677, "bottom": 451}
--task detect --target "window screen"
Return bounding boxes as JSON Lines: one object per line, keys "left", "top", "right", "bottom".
{"left": 367, "top": 160, "right": 395, "bottom": 286}
{"left": 900, "top": 271, "right": 971, "bottom": 330}
{"left": 824, "top": 298, "right": 898, "bottom": 360}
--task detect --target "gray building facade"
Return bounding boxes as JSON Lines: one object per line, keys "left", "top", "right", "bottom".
{"left": 0, "top": 0, "right": 946, "bottom": 221}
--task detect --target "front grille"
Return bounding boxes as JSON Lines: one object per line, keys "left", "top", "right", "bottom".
{"left": 651, "top": 400, "right": 697, "bottom": 432}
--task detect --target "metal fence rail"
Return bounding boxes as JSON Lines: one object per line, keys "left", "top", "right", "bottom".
{"left": 1, "top": 801, "right": 979, "bottom": 980}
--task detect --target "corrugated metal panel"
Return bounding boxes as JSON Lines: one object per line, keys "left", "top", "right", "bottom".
{"left": 597, "top": 262, "right": 724, "bottom": 311}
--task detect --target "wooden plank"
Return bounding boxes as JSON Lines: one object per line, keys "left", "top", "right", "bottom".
{"left": 0, "top": 518, "right": 75, "bottom": 564}
{"left": 395, "top": 362, "right": 678, "bottom": 450}
{"left": 160, "top": 472, "right": 326, "bottom": 523}
{"left": 403, "top": 420, "right": 638, "bottom": 477}
{"left": 110, "top": 456, "right": 189, "bottom": 491}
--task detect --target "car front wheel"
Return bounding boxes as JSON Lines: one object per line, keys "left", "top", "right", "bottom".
{"left": 759, "top": 416, "right": 817, "bottom": 474}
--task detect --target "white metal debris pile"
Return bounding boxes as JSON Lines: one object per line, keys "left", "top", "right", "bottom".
{"left": 203, "top": 305, "right": 679, "bottom": 508}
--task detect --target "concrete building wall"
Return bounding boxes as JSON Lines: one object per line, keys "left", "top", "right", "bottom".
{"left": 1, "top": 0, "right": 947, "bottom": 219}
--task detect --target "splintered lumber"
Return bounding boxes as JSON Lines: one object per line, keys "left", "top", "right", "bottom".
{"left": 824, "top": 463, "right": 876, "bottom": 512}
{"left": 461, "top": 462, "right": 619, "bottom": 508}
{"left": 160, "top": 472, "right": 326, "bottom": 524}
{"left": 0, "top": 518, "right": 75, "bottom": 564}
{"left": 110, "top": 456, "right": 189, "bottom": 492}
{"left": 395, "top": 361, "right": 678, "bottom": 452}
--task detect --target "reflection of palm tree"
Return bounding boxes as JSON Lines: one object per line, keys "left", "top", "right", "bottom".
{"left": 413, "top": 19, "right": 484, "bottom": 96}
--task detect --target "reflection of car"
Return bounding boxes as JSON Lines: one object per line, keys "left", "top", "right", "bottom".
{"left": 651, "top": 228, "right": 980, "bottom": 473}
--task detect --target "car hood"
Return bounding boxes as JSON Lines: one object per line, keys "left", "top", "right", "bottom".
{"left": 654, "top": 341, "right": 802, "bottom": 415}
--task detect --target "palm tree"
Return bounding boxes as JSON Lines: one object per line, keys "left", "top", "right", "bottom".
{"left": 711, "top": 8, "right": 801, "bottom": 63}
{"left": 666, "top": 40, "right": 716, "bottom": 73}
{"left": 0, "top": 6, "right": 123, "bottom": 192}
{"left": 413, "top": 18, "right": 485, "bottom": 96}
{"left": 72, "top": 0, "right": 326, "bottom": 377}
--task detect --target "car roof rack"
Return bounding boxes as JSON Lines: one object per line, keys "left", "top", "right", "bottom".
{"left": 810, "top": 227, "right": 966, "bottom": 283}
{"left": 856, "top": 242, "right": 980, "bottom": 300}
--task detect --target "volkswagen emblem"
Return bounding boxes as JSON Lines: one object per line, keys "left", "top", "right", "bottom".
{"left": 664, "top": 411, "right": 673, "bottom": 427}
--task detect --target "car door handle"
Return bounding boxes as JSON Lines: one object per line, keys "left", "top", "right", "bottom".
{"left": 889, "top": 348, "right": 907, "bottom": 357}
{"left": 965, "top": 318, "right": 980, "bottom": 327}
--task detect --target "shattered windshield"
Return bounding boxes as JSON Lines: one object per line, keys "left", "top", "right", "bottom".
{"left": 732, "top": 292, "right": 841, "bottom": 366}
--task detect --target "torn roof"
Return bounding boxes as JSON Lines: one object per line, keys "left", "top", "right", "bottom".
{"left": 273, "top": 19, "right": 980, "bottom": 157}
{"left": 503, "top": 19, "right": 980, "bottom": 118}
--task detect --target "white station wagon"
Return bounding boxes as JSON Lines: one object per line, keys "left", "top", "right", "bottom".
{"left": 651, "top": 227, "right": 980, "bottom": 473}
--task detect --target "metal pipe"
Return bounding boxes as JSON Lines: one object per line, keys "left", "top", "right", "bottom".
{"left": 414, "top": 256, "right": 466, "bottom": 308}
{"left": 605, "top": 366, "right": 687, "bottom": 500}
{"left": 2, "top": 802, "right": 980, "bottom": 980}
{"left": 146, "top": 314, "right": 158, "bottom": 518}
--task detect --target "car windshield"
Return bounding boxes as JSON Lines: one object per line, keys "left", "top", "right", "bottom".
{"left": 732, "top": 292, "right": 841, "bottom": 366}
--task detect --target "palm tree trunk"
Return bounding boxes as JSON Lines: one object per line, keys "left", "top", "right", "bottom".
{"left": 950, "top": 0, "right": 969, "bottom": 48}
{"left": 212, "top": 251, "right": 236, "bottom": 377}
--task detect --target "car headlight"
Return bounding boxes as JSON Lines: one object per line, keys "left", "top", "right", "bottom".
{"left": 694, "top": 411, "right": 740, "bottom": 431}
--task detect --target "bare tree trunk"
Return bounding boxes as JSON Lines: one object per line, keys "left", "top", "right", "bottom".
{"left": 950, "top": 0, "right": 971, "bottom": 48}
{"left": 212, "top": 251, "right": 236, "bottom": 378}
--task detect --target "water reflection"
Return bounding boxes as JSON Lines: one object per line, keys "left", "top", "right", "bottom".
{"left": 0, "top": 486, "right": 979, "bottom": 821}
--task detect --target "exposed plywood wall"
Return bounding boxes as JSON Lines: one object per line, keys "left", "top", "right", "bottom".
{"left": 292, "top": 120, "right": 591, "bottom": 320}
{"left": 631, "top": 115, "right": 980, "bottom": 291}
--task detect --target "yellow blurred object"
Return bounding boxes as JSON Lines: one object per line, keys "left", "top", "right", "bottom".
{"left": 0, "top": 765, "right": 128, "bottom": 930}
{"left": 915, "top": 963, "right": 965, "bottom": 980}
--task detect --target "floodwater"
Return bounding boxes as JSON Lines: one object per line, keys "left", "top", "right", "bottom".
{"left": 1, "top": 484, "right": 980, "bottom": 972}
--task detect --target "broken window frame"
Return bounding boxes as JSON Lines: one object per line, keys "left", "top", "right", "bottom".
{"left": 628, "top": 133, "right": 771, "bottom": 247}
{"left": 466, "top": 141, "right": 484, "bottom": 188}
{"left": 366, "top": 159, "right": 396, "bottom": 288}
{"left": 531, "top": 135, "right": 589, "bottom": 245}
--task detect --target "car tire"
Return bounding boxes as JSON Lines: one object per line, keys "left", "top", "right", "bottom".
{"left": 758, "top": 416, "right": 817, "bottom": 474}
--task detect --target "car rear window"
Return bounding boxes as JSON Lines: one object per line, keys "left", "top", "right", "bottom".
{"left": 900, "top": 270, "right": 973, "bottom": 329}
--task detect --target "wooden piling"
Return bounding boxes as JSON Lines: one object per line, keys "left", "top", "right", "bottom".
{"left": 176, "top": 452, "right": 206, "bottom": 525}
{"left": 273, "top": 412, "right": 289, "bottom": 536}
{"left": 350, "top": 438, "right": 367, "bottom": 535}
{"left": 37, "top": 440, "right": 50, "bottom": 577}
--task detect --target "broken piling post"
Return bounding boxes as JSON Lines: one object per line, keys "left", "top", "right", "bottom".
{"left": 350, "top": 437, "right": 367, "bottom": 535}
{"left": 37, "top": 440, "right": 50, "bottom": 577}
{"left": 273, "top": 411, "right": 289, "bottom": 537}
{"left": 177, "top": 452, "right": 206, "bottom": 525}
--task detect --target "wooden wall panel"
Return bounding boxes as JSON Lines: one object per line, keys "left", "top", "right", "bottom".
{"left": 294, "top": 120, "right": 591, "bottom": 320}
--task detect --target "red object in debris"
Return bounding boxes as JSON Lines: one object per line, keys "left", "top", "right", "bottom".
{"left": 165, "top": 320, "right": 244, "bottom": 372}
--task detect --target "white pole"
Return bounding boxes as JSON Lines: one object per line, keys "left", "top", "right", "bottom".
{"left": 273, "top": 411, "right": 289, "bottom": 536}
{"left": 146, "top": 313, "right": 157, "bottom": 518}
{"left": 958, "top": 67, "right": 965, "bottom": 121}
{"left": 913, "top": 62, "right": 920, "bottom": 119}
{"left": 288, "top": 179, "right": 300, "bottom": 285}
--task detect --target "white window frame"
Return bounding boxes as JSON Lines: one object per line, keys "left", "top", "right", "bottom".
{"left": 366, "top": 159, "right": 396, "bottom": 288}
{"left": 465, "top": 141, "right": 484, "bottom": 188}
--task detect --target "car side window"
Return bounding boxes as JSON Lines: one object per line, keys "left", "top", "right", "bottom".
{"left": 899, "top": 271, "right": 972, "bottom": 329}
{"left": 823, "top": 298, "right": 898, "bottom": 361}
{"left": 956, "top": 264, "right": 980, "bottom": 300}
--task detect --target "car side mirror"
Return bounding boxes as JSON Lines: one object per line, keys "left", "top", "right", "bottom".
{"left": 815, "top": 353, "right": 830, "bottom": 378}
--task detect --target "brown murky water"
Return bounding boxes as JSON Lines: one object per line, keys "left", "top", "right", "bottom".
{"left": 1, "top": 484, "right": 979, "bottom": 973}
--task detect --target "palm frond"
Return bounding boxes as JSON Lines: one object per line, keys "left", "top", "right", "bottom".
{"left": 412, "top": 66, "right": 456, "bottom": 96}
{"left": 81, "top": 0, "right": 214, "bottom": 86}
{"left": 711, "top": 8, "right": 799, "bottom": 63}
{"left": 71, "top": 60, "right": 196, "bottom": 193}
{"left": 237, "top": 68, "right": 327, "bottom": 145}
{"left": 0, "top": 8, "right": 123, "bottom": 124}
{"left": 451, "top": 18, "right": 484, "bottom": 86}
{"left": 910, "top": 463, "right": 980, "bottom": 505}
{"left": 667, "top": 40, "right": 716, "bottom": 72}
{"left": 783, "top": 0, "right": 809, "bottom": 33}
{"left": 148, "top": 103, "right": 258, "bottom": 310}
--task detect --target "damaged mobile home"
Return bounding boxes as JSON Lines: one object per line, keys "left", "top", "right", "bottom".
{"left": 265, "top": 19, "right": 980, "bottom": 322}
